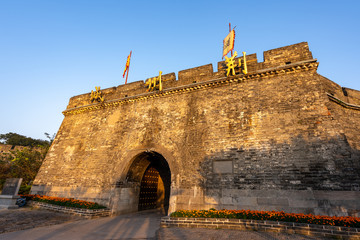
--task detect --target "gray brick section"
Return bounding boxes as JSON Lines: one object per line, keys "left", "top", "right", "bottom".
{"left": 161, "top": 217, "right": 360, "bottom": 240}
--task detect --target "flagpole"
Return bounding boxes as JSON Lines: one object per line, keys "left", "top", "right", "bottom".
{"left": 229, "top": 23, "right": 233, "bottom": 56}
{"left": 125, "top": 51, "right": 132, "bottom": 84}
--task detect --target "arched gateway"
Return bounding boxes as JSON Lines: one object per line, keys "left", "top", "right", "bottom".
{"left": 124, "top": 151, "right": 171, "bottom": 213}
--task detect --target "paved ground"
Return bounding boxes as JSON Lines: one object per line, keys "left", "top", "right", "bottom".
{"left": 0, "top": 207, "right": 162, "bottom": 240}
{"left": 156, "top": 228, "right": 329, "bottom": 240}
{"left": 0, "top": 207, "right": 330, "bottom": 240}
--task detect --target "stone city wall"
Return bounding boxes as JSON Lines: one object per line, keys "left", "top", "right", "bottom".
{"left": 31, "top": 42, "right": 360, "bottom": 216}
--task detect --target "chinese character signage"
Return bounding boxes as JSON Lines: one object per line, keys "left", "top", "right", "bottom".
{"left": 90, "top": 86, "right": 104, "bottom": 102}
{"left": 225, "top": 51, "right": 248, "bottom": 76}
{"left": 145, "top": 71, "right": 163, "bottom": 92}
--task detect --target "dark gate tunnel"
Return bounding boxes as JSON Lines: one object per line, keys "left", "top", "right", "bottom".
{"left": 125, "top": 151, "right": 171, "bottom": 214}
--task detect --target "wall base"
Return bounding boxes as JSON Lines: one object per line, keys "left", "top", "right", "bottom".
{"left": 171, "top": 187, "right": 360, "bottom": 217}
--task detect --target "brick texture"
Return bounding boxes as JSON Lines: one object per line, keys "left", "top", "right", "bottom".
{"left": 161, "top": 217, "right": 360, "bottom": 240}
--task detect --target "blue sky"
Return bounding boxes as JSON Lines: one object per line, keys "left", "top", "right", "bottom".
{"left": 1, "top": 0, "right": 359, "bottom": 140}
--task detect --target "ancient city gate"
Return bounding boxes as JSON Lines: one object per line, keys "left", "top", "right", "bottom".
{"left": 31, "top": 42, "right": 360, "bottom": 216}
{"left": 123, "top": 151, "right": 171, "bottom": 213}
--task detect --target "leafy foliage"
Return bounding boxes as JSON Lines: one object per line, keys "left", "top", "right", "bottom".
{"left": 44, "top": 132, "right": 56, "bottom": 145}
{"left": 21, "top": 194, "right": 107, "bottom": 209}
{"left": 0, "top": 132, "right": 50, "bottom": 147}
{"left": 0, "top": 146, "right": 48, "bottom": 194}
{"left": 0, "top": 132, "right": 53, "bottom": 194}
{"left": 170, "top": 209, "right": 360, "bottom": 228}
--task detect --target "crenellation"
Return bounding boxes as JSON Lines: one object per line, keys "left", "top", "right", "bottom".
{"left": 67, "top": 93, "right": 90, "bottom": 109}
{"left": 67, "top": 80, "right": 146, "bottom": 109}
{"left": 67, "top": 42, "right": 317, "bottom": 110}
{"left": 345, "top": 87, "right": 360, "bottom": 105}
{"left": 178, "top": 64, "right": 214, "bottom": 85}
{"left": 107, "top": 80, "right": 145, "bottom": 100}
{"left": 217, "top": 53, "right": 258, "bottom": 75}
{"left": 263, "top": 42, "right": 313, "bottom": 68}
{"left": 146, "top": 72, "right": 177, "bottom": 90}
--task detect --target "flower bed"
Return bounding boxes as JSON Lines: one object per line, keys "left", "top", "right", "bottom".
{"left": 29, "top": 201, "right": 111, "bottom": 218}
{"left": 170, "top": 209, "right": 360, "bottom": 228}
{"left": 21, "top": 194, "right": 107, "bottom": 210}
{"left": 161, "top": 216, "right": 360, "bottom": 239}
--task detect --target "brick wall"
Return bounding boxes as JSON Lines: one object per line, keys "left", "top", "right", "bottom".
{"left": 161, "top": 217, "right": 360, "bottom": 239}
{"left": 31, "top": 42, "right": 360, "bottom": 217}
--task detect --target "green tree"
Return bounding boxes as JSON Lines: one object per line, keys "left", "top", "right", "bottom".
{"left": 0, "top": 132, "right": 53, "bottom": 194}
{"left": 0, "top": 147, "right": 48, "bottom": 194}
{"left": 0, "top": 132, "right": 50, "bottom": 147}
{"left": 44, "top": 132, "right": 56, "bottom": 145}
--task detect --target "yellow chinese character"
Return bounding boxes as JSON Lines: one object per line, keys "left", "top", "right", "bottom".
{"left": 225, "top": 51, "right": 238, "bottom": 76}
{"left": 238, "top": 51, "right": 248, "bottom": 74}
{"left": 90, "top": 86, "right": 104, "bottom": 102}
{"left": 145, "top": 71, "right": 163, "bottom": 92}
{"left": 145, "top": 77, "right": 156, "bottom": 92}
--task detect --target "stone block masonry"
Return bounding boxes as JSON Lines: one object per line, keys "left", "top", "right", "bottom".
{"left": 161, "top": 217, "right": 360, "bottom": 240}
{"left": 31, "top": 42, "right": 360, "bottom": 217}
{"left": 29, "top": 201, "right": 111, "bottom": 218}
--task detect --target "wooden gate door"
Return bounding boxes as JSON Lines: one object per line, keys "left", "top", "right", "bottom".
{"left": 138, "top": 167, "right": 160, "bottom": 211}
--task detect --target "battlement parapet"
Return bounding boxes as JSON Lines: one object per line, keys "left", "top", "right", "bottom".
{"left": 63, "top": 59, "right": 319, "bottom": 116}
{"left": 263, "top": 42, "right": 313, "bottom": 67}
{"left": 65, "top": 42, "right": 356, "bottom": 111}
{"left": 178, "top": 64, "right": 214, "bottom": 85}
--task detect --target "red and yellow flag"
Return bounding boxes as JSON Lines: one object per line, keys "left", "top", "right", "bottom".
{"left": 123, "top": 51, "right": 132, "bottom": 84}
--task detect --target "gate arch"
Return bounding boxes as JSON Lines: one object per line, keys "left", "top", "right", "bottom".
{"left": 124, "top": 151, "right": 171, "bottom": 213}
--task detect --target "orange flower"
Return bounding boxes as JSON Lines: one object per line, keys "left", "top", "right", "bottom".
{"left": 170, "top": 209, "right": 360, "bottom": 228}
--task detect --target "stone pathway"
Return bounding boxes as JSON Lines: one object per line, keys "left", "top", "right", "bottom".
{"left": 156, "top": 228, "right": 329, "bottom": 240}
{"left": 0, "top": 207, "right": 330, "bottom": 240}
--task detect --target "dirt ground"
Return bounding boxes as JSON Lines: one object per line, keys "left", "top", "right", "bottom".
{"left": 0, "top": 207, "right": 82, "bottom": 234}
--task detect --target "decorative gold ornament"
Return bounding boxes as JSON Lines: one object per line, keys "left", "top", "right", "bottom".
{"left": 225, "top": 51, "right": 238, "bottom": 76}
{"left": 240, "top": 52, "right": 248, "bottom": 74}
{"left": 145, "top": 71, "right": 163, "bottom": 92}
{"left": 90, "top": 86, "right": 104, "bottom": 103}
{"left": 225, "top": 51, "right": 248, "bottom": 76}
